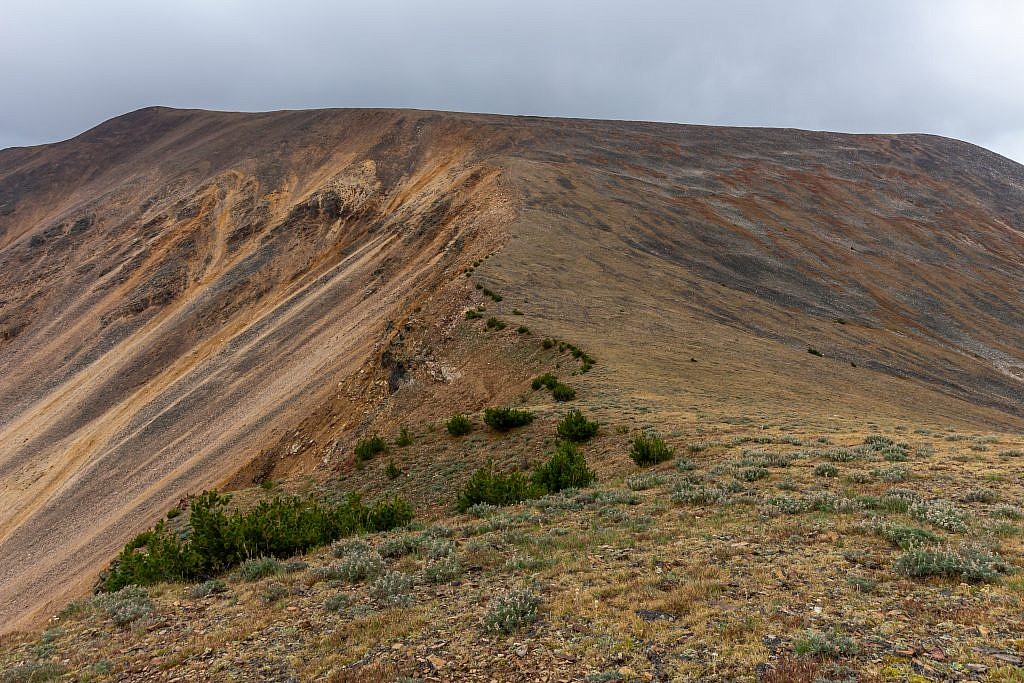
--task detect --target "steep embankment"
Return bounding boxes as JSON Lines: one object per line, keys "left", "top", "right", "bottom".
{"left": 1, "top": 108, "right": 1023, "bottom": 633}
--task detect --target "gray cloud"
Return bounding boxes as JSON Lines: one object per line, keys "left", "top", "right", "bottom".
{"left": 2, "top": 0, "right": 1023, "bottom": 162}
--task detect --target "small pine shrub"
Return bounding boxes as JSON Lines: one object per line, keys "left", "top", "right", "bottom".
{"left": 464, "top": 309, "right": 483, "bottom": 320}
{"left": 551, "top": 383, "right": 576, "bottom": 402}
{"left": 385, "top": 461, "right": 402, "bottom": 480}
{"left": 531, "top": 373, "right": 559, "bottom": 391}
{"left": 807, "top": 347, "right": 823, "bottom": 357}
{"left": 354, "top": 435, "right": 387, "bottom": 463}
{"left": 446, "top": 414, "right": 473, "bottom": 436}
{"left": 516, "top": 326, "right": 530, "bottom": 335}
{"left": 102, "top": 490, "right": 412, "bottom": 591}
{"left": 484, "top": 589, "right": 540, "bottom": 634}
{"left": 512, "top": 308, "right": 524, "bottom": 315}
{"left": 556, "top": 409, "right": 599, "bottom": 442}
{"left": 166, "top": 507, "right": 181, "bottom": 519}
{"left": 485, "top": 316, "right": 506, "bottom": 330}
{"left": 542, "top": 338, "right": 555, "bottom": 349}
{"left": 629, "top": 433, "right": 675, "bottom": 467}
{"left": 395, "top": 427, "right": 412, "bottom": 447}
{"left": 532, "top": 442, "right": 596, "bottom": 493}
{"left": 483, "top": 407, "right": 535, "bottom": 431}
{"left": 455, "top": 462, "right": 541, "bottom": 512}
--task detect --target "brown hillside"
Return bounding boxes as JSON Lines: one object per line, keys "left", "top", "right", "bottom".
{"left": 1, "top": 107, "right": 1022, "bottom": 634}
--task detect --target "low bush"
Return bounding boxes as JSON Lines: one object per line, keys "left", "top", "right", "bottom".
{"left": 895, "top": 546, "right": 1012, "bottom": 583}
{"left": 532, "top": 442, "right": 596, "bottom": 493}
{"left": 793, "top": 629, "right": 858, "bottom": 658}
{"left": 369, "top": 571, "right": 414, "bottom": 606}
{"left": 876, "top": 523, "right": 939, "bottom": 550}
{"left": 91, "top": 585, "right": 154, "bottom": 628}
{"left": 485, "top": 316, "right": 506, "bottom": 330}
{"left": 354, "top": 435, "right": 387, "bottom": 463}
{"left": 626, "top": 473, "right": 664, "bottom": 491}
{"left": 101, "top": 490, "right": 412, "bottom": 591}
{"left": 484, "top": 407, "right": 535, "bottom": 431}
{"left": 455, "top": 462, "right": 541, "bottom": 512}
{"left": 395, "top": 427, "right": 412, "bottom": 447}
{"left": 738, "top": 467, "right": 770, "bottom": 482}
{"left": 237, "top": 557, "right": 283, "bottom": 582}
{"left": 629, "top": 433, "right": 675, "bottom": 467}
{"left": 464, "top": 309, "right": 483, "bottom": 320}
{"left": 516, "top": 326, "right": 530, "bottom": 335}
{"left": 424, "top": 554, "right": 462, "bottom": 584}
{"left": 385, "top": 461, "right": 402, "bottom": 480}
{"left": 531, "top": 373, "right": 559, "bottom": 391}
{"left": 446, "top": 414, "right": 473, "bottom": 436}
{"left": 187, "top": 579, "right": 227, "bottom": 598}
{"left": 551, "top": 383, "right": 576, "bottom": 402}
{"left": 557, "top": 409, "right": 599, "bottom": 442}
{"left": 814, "top": 463, "right": 839, "bottom": 478}
{"left": 484, "top": 589, "right": 540, "bottom": 634}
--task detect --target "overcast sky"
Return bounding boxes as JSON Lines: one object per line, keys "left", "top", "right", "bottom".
{"left": 2, "top": 0, "right": 1023, "bottom": 162}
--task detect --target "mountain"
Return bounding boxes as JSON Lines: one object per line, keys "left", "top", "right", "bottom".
{"left": 1, "top": 108, "right": 1022, "bottom": 670}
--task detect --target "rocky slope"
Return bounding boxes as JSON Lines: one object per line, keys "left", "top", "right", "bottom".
{"left": 1, "top": 107, "right": 1023, "bottom": 636}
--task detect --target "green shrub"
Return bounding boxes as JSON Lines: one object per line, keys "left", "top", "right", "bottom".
{"left": 531, "top": 373, "right": 559, "bottom": 391}
{"left": 814, "top": 463, "right": 839, "bottom": 478}
{"left": 354, "top": 435, "right": 387, "bottom": 463}
{"left": 455, "top": 462, "right": 541, "bottom": 512}
{"left": 483, "top": 407, "right": 535, "bottom": 431}
{"left": 911, "top": 499, "right": 968, "bottom": 533}
{"left": 464, "top": 309, "right": 483, "bottom": 320}
{"left": 807, "top": 347, "right": 823, "bottom": 357}
{"left": 551, "top": 383, "right": 576, "bottom": 402}
{"left": 395, "top": 427, "right": 412, "bottom": 447}
{"left": 101, "top": 490, "right": 412, "bottom": 591}
{"left": 876, "top": 524, "right": 939, "bottom": 550}
{"left": 237, "top": 557, "right": 283, "bottom": 582}
{"left": 385, "top": 461, "right": 402, "bottom": 480}
{"left": 484, "top": 589, "right": 540, "bottom": 634}
{"left": 556, "top": 409, "right": 599, "bottom": 442}
{"left": 424, "top": 554, "right": 462, "bottom": 584}
{"left": 187, "top": 579, "right": 227, "bottom": 598}
{"left": 629, "top": 433, "right": 675, "bottom": 467}
{"left": 512, "top": 309, "right": 524, "bottom": 315}
{"left": 542, "top": 338, "right": 555, "bottom": 349}
{"left": 485, "top": 316, "right": 506, "bottom": 330}
{"left": 166, "top": 507, "right": 181, "bottom": 519}
{"left": 895, "top": 546, "right": 1012, "bottom": 583}
{"left": 261, "top": 582, "right": 288, "bottom": 604}
{"left": 738, "top": 467, "right": 770, "bottom": 482}
{"left": 517, "top": 326, "right": 531, "bottom": 335}
{"left": 369, "top": 571, "right": 414, "bottom": 606}
{"left": 532, "top": 442, "right": 596, "bottom": 493}
{"left": 446, "top": 414, "right": 473, "bottom": 436}
{"left": 793, "top": 629, "right": 858, "bottom": 658}
{"left": 626, "top": 473, "right": 664, "bottom": 491}
{"left": 91, "top": 585, "right": 154, "bottom": 628}
{"left": 336, "top": 549, "right": 385, "bottom": 582}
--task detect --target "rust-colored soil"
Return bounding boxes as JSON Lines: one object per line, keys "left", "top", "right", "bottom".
{"left": 1, "top": 107, "right": 1022, "bottom": 636}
